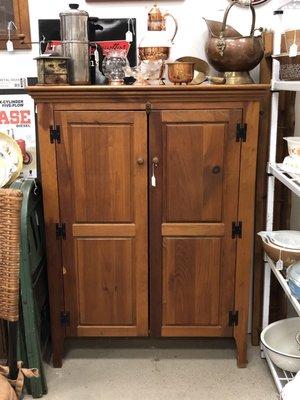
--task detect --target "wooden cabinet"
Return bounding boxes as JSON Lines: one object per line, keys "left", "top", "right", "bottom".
{"left": 28, "top": 85, "right": 268, "bottom": 369}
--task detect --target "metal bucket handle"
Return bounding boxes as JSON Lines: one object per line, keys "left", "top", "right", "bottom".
{"left": 221, "top": 1, "right": 256, "bottom": 38}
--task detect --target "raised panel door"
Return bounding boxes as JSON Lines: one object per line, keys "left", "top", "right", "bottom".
{"left": 55, "top": 110, "right": 148, "bottom": 337}
{"left": 150, "top": 109, "right": 242, "bottom": 337}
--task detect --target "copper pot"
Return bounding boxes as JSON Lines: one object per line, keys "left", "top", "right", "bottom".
{"left": 167, "top": 62, "right": 195, "bottom": 85}
{"left": 205, "top": 1, "right": 264, "bottom": 73}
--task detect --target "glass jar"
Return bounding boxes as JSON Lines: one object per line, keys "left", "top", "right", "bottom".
{"left": 102, "top": 49, "right": 128, "bottom": 85}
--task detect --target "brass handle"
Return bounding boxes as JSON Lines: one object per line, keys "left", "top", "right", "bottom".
{"left": 221, "top": 2, "right": 256, "bottom": 37}
{"left": 137, "top": 158, "right": 145, "bottom": 165}
{"left": 152, "top": 157, "right": 159, "bottom": 166}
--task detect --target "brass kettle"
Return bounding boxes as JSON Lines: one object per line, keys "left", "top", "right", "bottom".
{"left": 204, "top": 1, "right": 264, "bottom": 84}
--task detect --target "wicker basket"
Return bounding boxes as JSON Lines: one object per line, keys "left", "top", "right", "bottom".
{"left": 273, "top": 53, "right": 300, "bottom": 81}
{"left": 0, "top": 189, "right": 23, "bottom": 322}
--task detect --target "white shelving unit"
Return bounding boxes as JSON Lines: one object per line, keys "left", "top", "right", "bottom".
{"left": 268, "top": 163, "right": 300, "bottom": 197}
{"left": 266, "top": 257, "right": 300, "bottom": 316}
{"left": 262, "top": 2, "right": 300, "bottom": 395}
{"left": 272, "top": 80, "right": 300, "bottom": 91}
{"left": 264, "top": 348, "right": 296, "bottom": 393}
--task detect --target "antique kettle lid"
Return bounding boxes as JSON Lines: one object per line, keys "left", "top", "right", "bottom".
{"left": 60, "top": 3, "right": 89, "bottom": 17}
{"left": 148, "top": 3, "right": 164, "bottom": 23}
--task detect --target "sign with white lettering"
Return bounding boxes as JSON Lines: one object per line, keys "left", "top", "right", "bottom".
{"left": 0, "top": 94, "right": 36, "bottom": 178}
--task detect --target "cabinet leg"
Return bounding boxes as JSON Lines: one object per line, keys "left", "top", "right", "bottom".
{"left": 235, "top": 336, "right": 248, "bottom": 368}
{"left": 52, "top": 338, "right": 64, "bottom": 368}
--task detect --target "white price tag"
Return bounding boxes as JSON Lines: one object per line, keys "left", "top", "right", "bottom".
{"left": 151, "top": 175, "right": 156, "bottom": 187}
{"left": 6, "top": 40, "right": 14, "bottom": 52}
{"left": 276, "top": 259, "right": 283, "bottom": 271}
{"left": 289, "top": 43, "right": 298, "bottom": 58}
{"left": 126, "top": 31, "right": 133, "bottom": 43}
{"left": 94, "top": 48, "right": 99, "bottom": 64}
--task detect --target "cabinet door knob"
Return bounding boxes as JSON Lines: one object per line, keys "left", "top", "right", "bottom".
{"left": 137, "top": 158, "right": 145, "bottom": 165}
{"left": 152, "top": 157, "right": 159, "bottom": 166}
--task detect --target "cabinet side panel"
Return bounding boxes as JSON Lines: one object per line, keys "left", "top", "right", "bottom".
{"left": 36, "top": 103, "right": 65, "bottom": 367}
{"left": 235, "top": 101, "right": 261, "bottom": 367}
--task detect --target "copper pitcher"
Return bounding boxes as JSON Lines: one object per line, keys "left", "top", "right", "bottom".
{"left": 205, "top": 1, "right": 264, "bottom": 79}
{"left": 147, "top": 3, "right": 178, "bottom": 44}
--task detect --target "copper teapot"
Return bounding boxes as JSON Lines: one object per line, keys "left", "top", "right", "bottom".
{"left": 204, "top": 1, "right": 264, "bottom": 84}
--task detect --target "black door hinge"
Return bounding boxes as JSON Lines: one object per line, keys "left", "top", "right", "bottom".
{"left": 236, "top": 123, "right": 247, "bottom": 142}
{"left": 50, "top": 125, "right": 61, "bottom": 143}
{"left": 232, "top": 221, "right": 242, "bottom": 239}
{"left": 229, "top": 311, "right": 239, "bottom": 326}
{"left": 60, "top": 311, "right": 70, "bottom": 327}
{"left": 56, "top": 223, "right": 66, "bottom": 239}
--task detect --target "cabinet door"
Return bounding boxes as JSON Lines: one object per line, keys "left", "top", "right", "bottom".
{"left": 150, "top": 109, "right": 242, "bottom": 337}
{"left": 55, "top": 110, "right": 148, "bottom": 337}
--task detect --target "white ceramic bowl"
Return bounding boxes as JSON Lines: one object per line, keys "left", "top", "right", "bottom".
{"left": 268, "top": 230, "right": 300, "bottom": 250}
{"left": 261, "top": 318, "right": 300, "bottom": 373}
{"left": 284, "top": 137, "right": 300, "bottom": 159}
{"left": 257, "top": 231, "right": 300, "bottom": 267}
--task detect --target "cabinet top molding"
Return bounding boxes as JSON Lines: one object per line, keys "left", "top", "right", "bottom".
{"left": 27, "top": 84, "right": 270, "bottom": 104}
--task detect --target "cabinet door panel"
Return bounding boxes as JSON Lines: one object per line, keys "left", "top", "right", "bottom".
{"left": 55, "top": 111, "right": 148, "bottom": 337}
{"left": 72, "top": 124, "right": 132, "bottom": 222}
{"left": 163, "top": 238, "right": 220, "bottom": 326}
{"left": 150, "top": 109, "right": 242, "bottom": 337}
{"left": 165, "top": 123, "right": 224, "bottom": 222}
{"left": 77, "top": 238, "right": 134, "bottom": 325}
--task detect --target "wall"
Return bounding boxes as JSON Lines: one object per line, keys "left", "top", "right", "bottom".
{"left": 0, "top": 0, "right": 289, "bottom": 79}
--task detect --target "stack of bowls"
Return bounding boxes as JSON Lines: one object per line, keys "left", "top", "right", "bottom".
{"left": 261, "top": 318, "right": 300, "bottom": 373}
{"left": 282, "top": 137, "right": 300, "bottom": 173}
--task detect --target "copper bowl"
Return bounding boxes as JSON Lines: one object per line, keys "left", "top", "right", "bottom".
{"left": 138, "top": 47, "right": 170, "bottom": 61}
{"left": 167, "top": 62, "right": 195, "bottom": 85}
{"left": 206, "top": 36, "right": 264, "bottom": 72}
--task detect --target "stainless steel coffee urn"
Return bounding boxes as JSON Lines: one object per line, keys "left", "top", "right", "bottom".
{"left": 60, "top": 3, "right": 90, "bottom": 85}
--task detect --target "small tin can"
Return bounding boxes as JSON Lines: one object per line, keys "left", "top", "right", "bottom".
{"left": 35, "top": 56, "right": 70, "bottom": 85}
